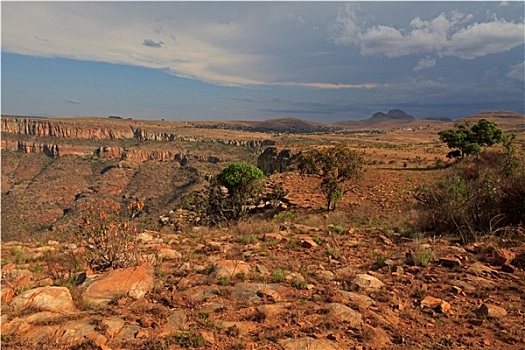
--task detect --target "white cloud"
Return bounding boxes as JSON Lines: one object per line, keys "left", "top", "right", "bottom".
{"left": 507, "top": 61, "right": 525, "bottom": 83}
{"left": 1, "top": 2, "right": 375, "bottom": 90}
{"left": 445, "top": 20, "right": 525, "bottom": 59}
{"left": 332, "top": 7, "right": 525, "bottom": 60}
{"left": 414, "top": 57, "right": 437, "bottom": 72}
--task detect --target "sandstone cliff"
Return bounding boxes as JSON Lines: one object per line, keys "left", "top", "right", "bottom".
{"left": 2, "top": 117, "right": 134, "bottom": 139}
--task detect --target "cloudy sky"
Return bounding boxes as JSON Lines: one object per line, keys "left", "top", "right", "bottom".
{"left": 1, "top": 1, "right": 524, "bottom": 121}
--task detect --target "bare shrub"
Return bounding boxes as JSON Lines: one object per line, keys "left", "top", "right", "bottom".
{"left": 75, "top": 200, "right": 141, "bottom": 271}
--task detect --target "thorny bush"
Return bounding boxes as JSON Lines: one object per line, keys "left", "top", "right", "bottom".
{"left": 76, "top": 200, "right": 144, "bottom": 271}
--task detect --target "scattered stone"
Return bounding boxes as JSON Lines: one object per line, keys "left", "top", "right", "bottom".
{"left": 438, "top": 257, "right": 462, "bottom": 269}
{"left": 279, "top": 337, "right": 345, "bottom": 350}
{"left": 230, "top": 283, "right": 285, "bottom": 303}
{"left": 467, "top": 262, "right": 497, "bottom": 276}
{"left": 157, "top": 248, "right": 182, "bottom": 260}
{"left": 325, "top": 303, "right": 363, "bottom": 327}
{"left": 313, "top": 269, "right": 335, "bottom": 282}
{"left": 82, "top": 264, "right": 154, "bottom": 306}
{"left": 55, "top": 319, "right": 97, "bottom": 344}
{"left": 2, "top": 268, "right": 34, "bottom": 289}
{"left": 257, "top": 287, "right": 283, "bottom": 303}
{"left": 478, "top": 303, "right": 507, "bottom": 318}
{"left": 353, "top": 274, "right": 384, "bottom": 290}
{"left": 213, "top": 260, "right": 251, "bottom": 279}
{"left": 257, "top": 303, "right": 291, "bottom": 319}
{"left": 300, "top": 237, "right": 318, "bottom": 249}
{"left": 255, "top": 264, "right": 270, "bottom": 276}
{"left": 363, "top": 324, "right": 392, "bottom": 349}
{"left": 338, "top": 290, "right": 374, "bottom": 308}
{"left": 10, "top": 286, "right": 76, "bottom": 313}
{"left": 420, "top": 296, "right": 451, "bottom": 314}
{"left": 221, "top": 321, "right": 258, "bottom": 336}
{"left": 450, "top": 280, "right": 477, "bottom": 294}
{"left": 159, "top": 309, "right": 188, "bottom": 338}
{"left": 494, "top": 248, "right": 516, "bottom": 266}
{"left": 501, "top": 264, "right": 515, "bottom": 273}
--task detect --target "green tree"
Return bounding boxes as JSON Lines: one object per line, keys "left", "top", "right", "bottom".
{"left": 298, "top": 145, "right": 363, "bottom": 211}
{"left": 438, "top": 119, "right": 506, "bottom": 159}
{"left": 208, "top": 162, "right": 265, "bottom": 222}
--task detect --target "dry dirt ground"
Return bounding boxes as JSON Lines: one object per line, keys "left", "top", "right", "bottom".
{"left": 1, "top": 113, "right": 524, "bottom": 349}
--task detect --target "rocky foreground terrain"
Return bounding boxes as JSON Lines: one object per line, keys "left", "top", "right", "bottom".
{"left": 1, "top": 215, "right": 524, "bottom": 349}
{"left": 1, "top": 111, "right": 524, "bottom": 349}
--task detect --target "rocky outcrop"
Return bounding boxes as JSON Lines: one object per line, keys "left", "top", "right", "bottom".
{"left": 257, "top": 147, "right": 298, "bottom": 175}
{"left": 94, "top": 146, "right": 125, "bottom": 159}
{"left": 132, "top": 128, "right": 275, "bottom": 148}
{"left": 1, "top": 140, "right": 93, "bottom": 157}
{"left": 2, "top": 117, "right": 133, "bottom": 139}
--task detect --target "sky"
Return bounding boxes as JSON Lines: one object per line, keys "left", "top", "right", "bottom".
{"left": 1, "top": 1, "right": 524, "bottom": 122}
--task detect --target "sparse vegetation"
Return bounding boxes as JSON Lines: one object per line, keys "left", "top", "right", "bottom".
{"left": 2, "top": 114, "right": 524, "bottom": 349}
{"left": 414, "top": 149, "right": 524, "bottom": 244}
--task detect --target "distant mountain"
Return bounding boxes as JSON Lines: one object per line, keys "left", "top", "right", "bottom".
{"left": 369, "top": 109, "right": 415, "bottom": 121}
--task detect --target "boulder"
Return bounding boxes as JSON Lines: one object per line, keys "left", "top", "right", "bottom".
{"left": 82, "top": 264, "right": 154, "bottom": 306}
{"left": 10, "top": 286, "right": 76, "bottom": 313}
{"left": 325, "top": 303, "right": 363, "bottom": 327}
{"left": 353, "top": 274, "right": 384, "bottom": 290}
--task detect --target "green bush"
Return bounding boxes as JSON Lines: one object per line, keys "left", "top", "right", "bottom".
{"left": 207, "top": 162, "right": 265, "bottom": 224}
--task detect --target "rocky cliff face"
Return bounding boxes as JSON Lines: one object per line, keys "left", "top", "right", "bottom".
{"left": 257, "top": 147, "right": 298, "bottom": 175}
{"left": 2, "top": 117, "right": 134, "bottom": 139}
{"left": 132, "top": 127, "right": 275, "bottom": 148}
{"left": 2, "top": 117, "right": 275, "bottom": 149}
{"left": 1, "top": 140, "right": 94, "bottom": 158}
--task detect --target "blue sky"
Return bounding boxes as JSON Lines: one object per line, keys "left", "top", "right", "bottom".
{"left": 2, "top": 1, "right": 524, "bottom": 122}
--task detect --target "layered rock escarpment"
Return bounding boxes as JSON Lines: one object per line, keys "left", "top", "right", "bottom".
{"left": 2, "top": 117, "right": 134, "bottom": 139}
{"left": 2, "top": 117, "right": 275, "bottom": 149}
{"left": 2, "top": 116, "right": 277, "bottom": 165}
{"left": 1, "top": 140, "right": 93, "bottom": 158}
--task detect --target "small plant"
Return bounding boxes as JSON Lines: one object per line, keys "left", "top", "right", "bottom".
{"left": 312, "top": 236, "right": 324, "bottom": 245}
{"left": 409, "top": 244, "right": 434, "bottom": 267}
{"left": 75, "top": 201, "right": 141, "bottom": 272}
{"left": 218, "top": 277, "right": 231, "bottom": 286}
{"left": 271, "top": 268, "right": 286, "bottom": 283}
{"left": 291, "top": 279, "right": 308, "bottom": 290}
{"left": 285, "top": 237, "right": 299, "bottom": 249}
{"left": 329, "top": 225, "right": 345, "bottom": 235}
{"left": 374, "top": 253, "right": 387, "bottom": 268}
{"left": 169, "top": 331, "right": 207, "bottom": 348}
{"left": 273, "top": 211, "right": 296, "bottom": 223}
{"left": 327, "top": 247, "right": 340, "bottom": 259}
{"left": 235, "top": 234, "right": 256, "bottom": 245}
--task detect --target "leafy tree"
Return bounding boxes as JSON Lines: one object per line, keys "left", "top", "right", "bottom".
{"left": 208, "top": 162, "right": 265, "bottom": 223}
{"left": 438, "top": 119, "right": 506, "bottom": 159}
{"left": 298, "top": 145, "right": 363, "bottom": 211}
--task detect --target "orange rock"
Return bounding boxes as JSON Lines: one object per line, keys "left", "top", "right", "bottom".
{"left": 10, "top": 286, "right": 76, "bottom": 313}
{"left": 494, "top": 248, "right": 516, "bottom": 266}
{"left": 82, "top": 265, "right": 154, "bottom": 306}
